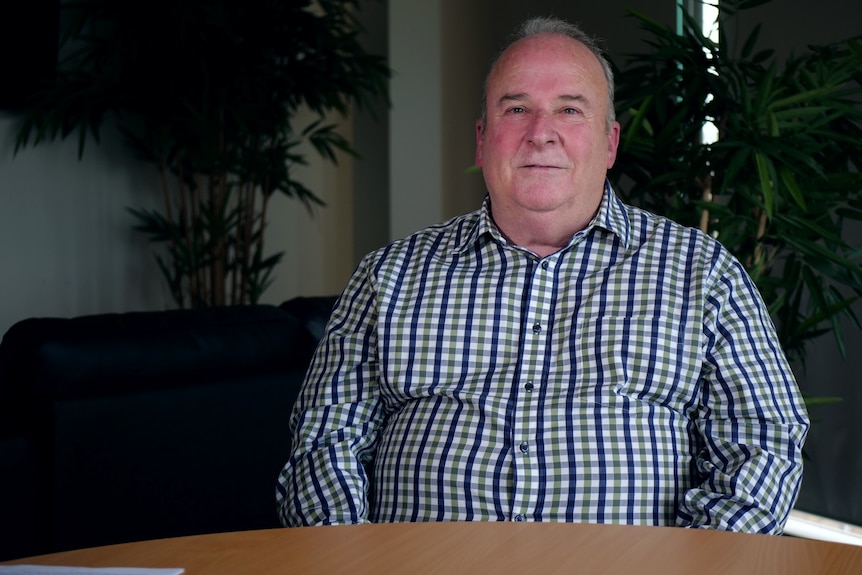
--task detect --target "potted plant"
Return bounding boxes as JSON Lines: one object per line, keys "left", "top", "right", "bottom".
{"left": 14, "top": 0, "right": 389, "bottom": 308}
{"left": 610, "top": 0, "right": 862, "bottom": 375}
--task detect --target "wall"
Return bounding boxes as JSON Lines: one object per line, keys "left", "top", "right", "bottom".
{"left": 353, "top": 0, "right": 391, "bottom": 263}
{"left": 0, "top": 107, "right": 357, "bottom": 336}
{"left": 387, "top": 1, "right": 445, "bottom": 240}
{"left": 264, "top": 111, "right": 357, "bottom": 306}
{"left": 0, "top": 116, "right": 166, "bottom": 335}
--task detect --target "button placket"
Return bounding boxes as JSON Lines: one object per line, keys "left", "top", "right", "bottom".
{"left": 510, "top": 255, "right": 556, "bottom": 522}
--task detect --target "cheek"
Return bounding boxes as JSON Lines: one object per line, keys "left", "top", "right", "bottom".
{"left": 486, "top": 132, "right": 519, "bottom": 160}
{"left": 481, "top": 122, "right": 531, "bottom": 167}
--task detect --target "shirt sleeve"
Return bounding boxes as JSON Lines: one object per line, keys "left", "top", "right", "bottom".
{"left": 276, "top": 255, "right": 384, "bottom": 526}
{"left": 676, "top": 252, "right": 810, "bottom": 533}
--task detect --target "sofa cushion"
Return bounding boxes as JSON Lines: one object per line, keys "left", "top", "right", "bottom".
{"left": 50, "top": 370, "right": 305, "bottom": 551}
{"left": 0, "top": 302, "right": 326, "bottom": 557}
{"left": 0, "top": 433, "right": 42, "bottom": 560}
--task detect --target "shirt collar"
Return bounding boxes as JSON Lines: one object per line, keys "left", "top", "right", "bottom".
{"left": 452, "top": 180, "right": 632, "bottom": 255}
{"left": 593, "top": 181, "right": 632, "bottom": 249}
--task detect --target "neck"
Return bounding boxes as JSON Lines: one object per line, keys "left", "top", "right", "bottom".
{"left": 489, "top": 199, "right": 601, "bottom": 258}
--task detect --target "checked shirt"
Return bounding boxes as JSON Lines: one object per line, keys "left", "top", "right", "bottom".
{"left": 277, "top": 184, "right": 809, "bottom": 533}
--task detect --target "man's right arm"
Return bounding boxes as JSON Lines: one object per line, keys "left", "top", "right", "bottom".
{"left": 276, "top": 257, "right": 384, "bottom": 526}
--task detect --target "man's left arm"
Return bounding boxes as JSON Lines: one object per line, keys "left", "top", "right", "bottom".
{"left": 677, "top": 256, "right": 810, "bottom": 534}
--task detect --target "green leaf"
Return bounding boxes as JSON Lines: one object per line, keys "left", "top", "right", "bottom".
{"left": 804, "top": 396, "right": 843, "bottom": 408}
{"left": 754, "top": 62, "right": 778, "bottom": 118}
{"left": 622, "top": 99, "right": 655, "bottom": 150}
{"left": 740, "top": 23, "right": 763, "bottom": 60}
{"left": 767, "top": 111, "right": 780, "bottom": 137}
{"left": 794, "top": 295, "right": 857, "bottom": 336}
{"left": 779, "top": 169, "right": 807, "bottom": 212}
{"left": 769, "top": 85, "right": 843, "bottom": 110}
{"left": 787, "top": 235, "right": 861, "bottom": 270}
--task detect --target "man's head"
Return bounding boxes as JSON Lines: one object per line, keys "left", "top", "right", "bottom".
{"left": 480, "top": 17, "right": 617, "bottom": 133}
{"left": 475, "top": 17, "right": 620, "bottom": 248}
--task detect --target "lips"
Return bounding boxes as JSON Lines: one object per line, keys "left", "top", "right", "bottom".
{"left": 519, "top": 158, "right": 568, "bottom": 169}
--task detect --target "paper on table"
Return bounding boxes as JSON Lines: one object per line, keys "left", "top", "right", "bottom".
{"left": 0, "top": 567, "right": 183, "bottom": 575}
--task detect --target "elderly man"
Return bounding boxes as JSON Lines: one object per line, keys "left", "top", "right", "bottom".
{"left": 277, "top": 16, "right": 809, "bottom": 534}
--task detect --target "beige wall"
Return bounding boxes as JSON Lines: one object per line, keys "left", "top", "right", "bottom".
{"left": 0, "top": 116, "right": 165, "bottom": 334}
{"left": 263, "top": 109, "right": 357, "bottom": 305}
{"left": 0, "top": 106, "right": 357, "bottom": 335}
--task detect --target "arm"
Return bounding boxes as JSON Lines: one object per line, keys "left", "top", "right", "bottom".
{"left": 276, "top": 256, "right": 384, "bottom": 526}
{"left": 676, "top": 255, "right": 810, "bottom": 533}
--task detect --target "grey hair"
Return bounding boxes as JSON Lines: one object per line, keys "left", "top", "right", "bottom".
{"left": 479, "top": 16, "right": 616, "bottom": 133}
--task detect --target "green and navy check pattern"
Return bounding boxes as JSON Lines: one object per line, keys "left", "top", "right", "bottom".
{"left": 277, "top": 184, "right": 809, "bottom": 534}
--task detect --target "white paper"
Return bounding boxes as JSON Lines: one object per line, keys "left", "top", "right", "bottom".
{"left": 0, "top": 567, "right": 183, "bottom": 575}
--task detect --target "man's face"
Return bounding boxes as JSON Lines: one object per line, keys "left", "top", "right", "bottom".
{"left": 476, "top": 33, "right": 620, "bottom": 224}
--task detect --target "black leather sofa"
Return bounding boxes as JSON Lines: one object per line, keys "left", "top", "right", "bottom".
{"left": 0, "top": 296, "right": 336, "bottom": 561}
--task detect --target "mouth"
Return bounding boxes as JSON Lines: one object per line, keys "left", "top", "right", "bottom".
{"left": 522, "top": 164, "right": 564, "bottom": 170}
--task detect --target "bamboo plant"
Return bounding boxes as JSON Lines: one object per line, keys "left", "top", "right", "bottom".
{"left": 610, "top": 0, "right": 862, "bottom": 370}
{"left": 15, "top": 0, "right": 389, "bottom": 308}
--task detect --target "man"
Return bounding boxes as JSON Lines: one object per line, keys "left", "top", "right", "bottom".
{"left": 277, "top": 16, "right": 809, "bottom": 533}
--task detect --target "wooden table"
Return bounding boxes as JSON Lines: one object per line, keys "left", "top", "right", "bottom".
{"left": 4, "top": 522, "right": 862, "bottom": 574}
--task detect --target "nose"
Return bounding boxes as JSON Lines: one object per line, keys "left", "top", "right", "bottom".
{"left": 526, "top": 112, "right": 558, "bottom": 145}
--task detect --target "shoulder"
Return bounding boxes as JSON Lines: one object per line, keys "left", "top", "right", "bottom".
{"left": 360, "top": 209, "right": 484, "bottom": 275}
{"left": 622, "top": 202, "right": 740, "bottom": 274}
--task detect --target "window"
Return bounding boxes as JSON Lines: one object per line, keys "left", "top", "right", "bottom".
{"left": 678, "top": 0, "right": 720, "bottom": 144}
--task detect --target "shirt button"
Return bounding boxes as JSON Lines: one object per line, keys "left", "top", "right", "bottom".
{"left": 532, "top": 323, "right": 542, "bottom": 334}
{"left": 519, "top": 441, "right": 529, "bottom": 453}
{"left": 524, "top": 380, "right": 534, "bottom": 392}
{"left": 514, "top": 514, "right": 527, "bottom": 522}
{"left": 541, "top": 261, "right": 549, "bottom": 270}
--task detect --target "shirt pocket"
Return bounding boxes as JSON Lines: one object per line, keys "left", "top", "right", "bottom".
{"left": 572, "top": 315, "right": 700, "bottom": 414}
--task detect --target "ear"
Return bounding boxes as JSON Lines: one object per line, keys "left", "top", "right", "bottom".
{"left": 606, "top": 121, "right": 621, "bottom": 169}
{"left": 475, "top": 120, "right": 485, "bottom": 168}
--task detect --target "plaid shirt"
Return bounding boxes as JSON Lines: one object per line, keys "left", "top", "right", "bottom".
{"left": 277, "top": 184, "right": 809, "bottom": 533}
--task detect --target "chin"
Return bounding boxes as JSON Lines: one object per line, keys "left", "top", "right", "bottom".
{"left": 513, "top": 187, "right": 572, "bottom": 212}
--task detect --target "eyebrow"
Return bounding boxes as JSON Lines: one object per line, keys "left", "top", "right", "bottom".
{"left": 497, "top": 93, "right": 591, "bottom": 107}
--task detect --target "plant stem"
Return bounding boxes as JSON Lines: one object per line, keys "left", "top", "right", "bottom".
{"left": 696, "top": 174, "right": 713, "bottom": 235}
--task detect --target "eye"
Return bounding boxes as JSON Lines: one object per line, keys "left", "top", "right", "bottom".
{"left": 562, "top": 107, "right": 580, "bottom": 115}
{"left": 507, "top": 106, "right": 526, "bottom": 115}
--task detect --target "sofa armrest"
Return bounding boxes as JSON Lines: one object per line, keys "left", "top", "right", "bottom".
{"left": 0, "top": 304, "right": 310, "bottom": 403}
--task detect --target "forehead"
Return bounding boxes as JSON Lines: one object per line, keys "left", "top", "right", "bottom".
{"left": 487, "top": 33, "right": 607, "bottom": 97}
